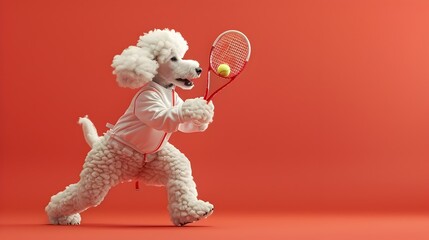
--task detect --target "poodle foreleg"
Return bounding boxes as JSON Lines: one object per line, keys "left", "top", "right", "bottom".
{"left": 145, "top": 143, "right": 214, "bottom": 226}
{"left": 167, "top": 180, "right": 214, "bottom": 226}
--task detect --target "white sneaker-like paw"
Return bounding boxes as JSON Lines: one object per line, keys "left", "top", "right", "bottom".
{"left": 170, "top": 200, "right": 214, "bottom": 226}
{"left": 49, "top": 213, "right": 81, "bottom": 225}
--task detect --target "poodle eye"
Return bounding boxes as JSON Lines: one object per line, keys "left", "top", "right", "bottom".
{"left": 170, "top": 57, "right": 178, "bottom": 62}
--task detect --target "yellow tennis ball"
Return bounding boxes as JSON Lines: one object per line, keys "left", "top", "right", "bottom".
{"left": 217, "top": 64, "right": 231, "bottom": 77}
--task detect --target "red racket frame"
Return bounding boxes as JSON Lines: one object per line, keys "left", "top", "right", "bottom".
{"left": 204, "top": 30, "right": 251, "bottom": 102}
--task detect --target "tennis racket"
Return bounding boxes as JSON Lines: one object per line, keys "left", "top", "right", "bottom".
{"left": 204, "top": 30, "right": 251, "bottom": 102}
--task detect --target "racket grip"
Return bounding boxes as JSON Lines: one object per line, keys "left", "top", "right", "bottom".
{"left": 204, "top": 71, "right": 211, "bottom": 100}
{"left": 204, "top": 90, "right": 209, "bottom": 101}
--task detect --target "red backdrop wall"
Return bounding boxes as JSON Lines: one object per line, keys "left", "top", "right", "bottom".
{"left": 0, "top": 0, "right": 428, "bottom": 215}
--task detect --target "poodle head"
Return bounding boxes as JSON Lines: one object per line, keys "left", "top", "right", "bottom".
{"left": 111, "top": 29, "right": 201, "bottom": 90}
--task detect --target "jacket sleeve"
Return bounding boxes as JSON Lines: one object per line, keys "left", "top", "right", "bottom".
{"left": 134, "top": 90, "right": 185, "bottom": 133}
{"left": 175, "top": 95, "right": 207, "bottom": 133}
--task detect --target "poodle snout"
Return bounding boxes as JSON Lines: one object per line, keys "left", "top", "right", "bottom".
{"left": 195, "top": 67, "right": 202, "bottom": 75}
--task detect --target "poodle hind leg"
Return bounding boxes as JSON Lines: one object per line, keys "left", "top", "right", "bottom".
{"left": 45, "top": 144, "right": 119, "bottom": 225}
{"left": 143, "top": 143, "right": 214, "bottom": 226}
{"left": 45, "top": 175, "right": 112, "bottom": 225}
{"left": 45, "top": 183, "right": 82, "bottom": 225}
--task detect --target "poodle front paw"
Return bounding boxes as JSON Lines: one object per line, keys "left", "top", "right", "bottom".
{"left": 181, "top": 98, "right": 214, "bottom": 125}
{"left": 49, "top": 213, "right": 81, "bottom": 225}
{"left": 169, "top": 200, "right": 214, "bottom": 226}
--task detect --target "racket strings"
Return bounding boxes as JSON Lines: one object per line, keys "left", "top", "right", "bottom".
{"left": 210, "top": 32, "right": 249, "bottom": 77}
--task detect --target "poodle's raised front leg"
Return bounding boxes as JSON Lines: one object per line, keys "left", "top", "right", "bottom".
{"left": 141, "top": 143, "right": 214, "bottom": 226}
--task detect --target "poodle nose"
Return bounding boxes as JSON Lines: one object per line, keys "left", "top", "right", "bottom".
{"left": 195, "top": 67, "right": 202, "bottom": 75}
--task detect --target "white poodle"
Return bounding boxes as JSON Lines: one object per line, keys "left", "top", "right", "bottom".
{"left": 45, "top": 29, "right": 215, "bottom": 226}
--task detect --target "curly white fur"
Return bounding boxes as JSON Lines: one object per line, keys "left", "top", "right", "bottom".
{"left": 112, "top": 29, "right": 190, "bottom": 89}
{"left": 46, "top": 136, "right": 213, "bottom": 226}
{"left": 112, "top": 46, "right": 158, "bottom": 89}
{"left": 182, "top": 98, "right": 215, "bottom": 125}
{"left": 46, "top": 29, "right": 214, "bottom": 226}
{"left": 137, "top": 29, "right": 188, "bottom": 62}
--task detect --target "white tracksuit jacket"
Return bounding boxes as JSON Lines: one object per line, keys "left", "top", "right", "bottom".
{"left": 107, "top": 81, "right": 203, "bottom": 154}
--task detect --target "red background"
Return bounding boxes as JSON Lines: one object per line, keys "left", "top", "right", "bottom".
{"left": 1, "top": 0, "right": 429, "bottom": 228}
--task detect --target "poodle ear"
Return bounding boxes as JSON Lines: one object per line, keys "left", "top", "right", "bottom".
{"left": 111, "top": 46, "right": 159, "bottom": 89}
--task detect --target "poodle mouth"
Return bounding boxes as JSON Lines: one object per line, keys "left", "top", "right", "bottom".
{"left": 175, "top": 78, "right": 194, "bottom": 87}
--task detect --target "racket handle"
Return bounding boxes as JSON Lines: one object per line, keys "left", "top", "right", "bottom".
{"left": 204, "top": 71, "right": 211, "bottom": 100}
{"left": 204, "top": 90, "right": 209, "bottom": 101}
{"left": 205, "top": 77, "right": 235, "bottom": 102}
